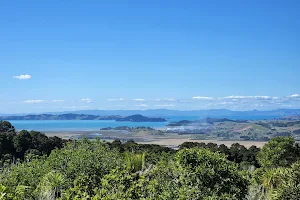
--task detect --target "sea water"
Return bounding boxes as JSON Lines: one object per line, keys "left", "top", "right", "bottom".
{"left": 7, "top": 115, "right": 275, "bottom": 132}
{"left": 8, "top": 120, "right": 169, "bottom": 132}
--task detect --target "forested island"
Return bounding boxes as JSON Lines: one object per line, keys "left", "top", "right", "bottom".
{"left": 0, "top": 114, "right": 166, "bottom": 122}
{"left": 1, "top": 120, "right": 300, "bottom": 199}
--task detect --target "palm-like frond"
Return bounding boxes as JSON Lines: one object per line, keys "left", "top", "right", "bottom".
{"left": 125, "top": 152, "right": 145, "bottom": 173}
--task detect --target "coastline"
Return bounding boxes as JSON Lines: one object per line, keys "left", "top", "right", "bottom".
{"left": 44, "top": 131, "right": 267, "bottom": 148}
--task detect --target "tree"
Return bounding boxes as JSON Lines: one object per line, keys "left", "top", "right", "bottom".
{"left": 252, "top": 161, "right": 300, "bottom": 199}
{"left": 45, "top": 139, "right": 122, "bottom": 197}
{"left": 229, "top": 143, "right": 248, "bottom": 163}
{"left": 35, "top": 171, "right": 66, "bottom": 199}
{"left": 0, "top": 121, "right": 16, "bottom": 160}
{"left": 13, "top": 130, "right": 33, "bottom": 158}
{"left": 257, "top": 136, "right": 300, "bottom": 168}
{"left": 174, "top": 148, "right": 249, "bottom": 199}
{"left": 94, "top": 148, "right": 249, "bottom": 199}
{"left": 0, "top": 121, "right": 15, "bottom": 133}
{"left": 218, "top": 144, "right": 230, "bottom": 155}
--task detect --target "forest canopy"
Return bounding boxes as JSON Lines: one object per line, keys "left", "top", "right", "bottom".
{"left": 0, "top": 121, "right": 300, "bottom": 199}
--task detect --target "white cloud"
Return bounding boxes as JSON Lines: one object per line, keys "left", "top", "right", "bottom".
{"left": 133, "top": 98, "right": 145, "bottom": 101}
{"left": 192, "top": 96, "right": 214, "bottom": 100}
{"left": 290, "top": 94, "right": 300, "bottom": 98}
{"left": 80, "top": 98, "right": 93, "bottom": 103}
{"left": 155, "top": 104, "right": 175, "bottom": 107}
{"left": 135, "top": 104, "right": 148, "bottom": 107}
{"left": 13, "top": 74, "right": 32, "bottom": 80}
{"left": 163, "top": 98, "right": 177, "bottom": 102}
{"left": 52, "top": 100, "right": 65, "bottom": 103}
{"left": 224, "top": 96, "right": 246, "bottom": 99}
{"left": 24, "top": 100, "right": 45, "bottom": 104}
{"left": 107, "top": 98, "right": 125, "bottom": 101}
{"left": 223, "top": 96, "right": 273, "bottom": 100}
{"left": 253, "top": 96, "right": 273, "bottom": 100}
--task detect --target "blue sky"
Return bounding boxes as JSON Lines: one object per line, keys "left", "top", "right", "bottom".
{"left": 1, "top": 0, "right": 300, "bottom": 113}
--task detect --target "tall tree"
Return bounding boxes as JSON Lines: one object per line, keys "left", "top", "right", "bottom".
{"left": 257, "top": 136, "right": 300, "bottom": 168}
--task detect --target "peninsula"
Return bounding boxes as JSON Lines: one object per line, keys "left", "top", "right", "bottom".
{"left": 0, "top": 114, "right": 167, "bottom": 122}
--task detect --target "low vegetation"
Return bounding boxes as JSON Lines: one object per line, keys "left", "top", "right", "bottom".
{"left": 1, "top": 121, "right": 300, "bottom": 199}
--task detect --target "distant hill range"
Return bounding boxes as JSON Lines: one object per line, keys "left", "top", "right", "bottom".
{"left": 0, "top": 114, "right": 167, "bottom": 122}
{"left": 1, "top": 109, "right": 300, "bottom": 120}
{"left": 167, "top": 118, "right": 248, "bottom": 126}
{"left": 55, "top": 109, "right": 300, "bottom": 119}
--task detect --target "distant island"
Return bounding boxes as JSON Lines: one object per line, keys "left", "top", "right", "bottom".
{"left": 115, "top": 114, "right": 166, "bottom": 122}
{"left": 0, "top": 114, "right": 167, "bottom": 122}
{"left": 167, "top": 117, "right": 248, "bottom": 126}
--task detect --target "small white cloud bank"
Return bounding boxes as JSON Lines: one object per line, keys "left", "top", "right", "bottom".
{"left": 155, "top": 104, "right": 175, "bottom": 107}
{"left": 133, "top": 98, "right": 145, "bottom": 101}
{"left": 223, "top": 96, "right": 273, "bottom": 100}
{"left": 193, "top": 96, "right": 214, "bottom": 100}
{"left": 290, "top": 94, "right": 300, "bottom": 98}
{"left": 80, "top": 98, "right": 93, "bottom": 103}
{"left": 13, "top": 74, "right": 32, "bottom": 80}
{"left": 52, "top": 100, "right": 65, "bottom": 103}
{"left": 107, "top": 98, "right": 125, "bottom": 101}
{"left": 135, "top": 104, "right": 148, "bottom": 107}
{"left": 24, "top": 100, "right": 44, "bottom": 104}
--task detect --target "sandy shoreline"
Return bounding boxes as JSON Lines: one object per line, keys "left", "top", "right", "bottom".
{"left": 140, "top": 139, "right": 266, "bottom": 148}
{"left": 44, "top": 131, "right": 267, "bottom": 148}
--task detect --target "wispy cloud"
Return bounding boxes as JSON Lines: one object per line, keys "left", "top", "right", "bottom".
{"left": 286, "top": 94, "right": 300, "bottom": 101}
{"left": 52, "top": 100, "right": 65, "bottom": 103}
{"left": 133, "top": 98, "right": 145, "bottom": 101}
{"left": 155, "top": 104, "right": 175, "bottom": 107}
{"left": 80, "top": 98, "right": 93, "bottom": 103}
{"left": 24, "top": 100, "right": 44, "bottom": 104}
{"left": 193, "top": 96, "right": 215, "bottom": 100}
{"left": 163, "top": 98, "right": 177, "bottom": 102}
{"left": 13, "top": 74, "right": 32, "bottom": 80}
{"left": 107, "top": 98, "right": 125, "bottom": 101}
{"left": 135, "top": 104, "right": 148, "bottom": 107}
{"left": 218, "top": 102, "right": 235, "bottom": 105}
{"left": 188, "top": 94, "right": 300, "bottom": 110}
{"left": 223, "top": 96, "right": 273, "bottom": 100}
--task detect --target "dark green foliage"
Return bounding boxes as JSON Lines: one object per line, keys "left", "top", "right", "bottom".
{"left": 0, "top": 139, "right": 122, "bottom": 199}
{"left": 0, "top": 121, "right": 65, "bottom": 164}
{"left": 110, "top": 140, "right": 175, "bottom": 164}
{"left": 179, "top": 141, "right": 206, "bottom": 149}
{"left": 179, "top": 141, "right": 260, "bottom": 167}
{"left": 0, "top": 121, "right": 16, "bottom": 159}
{"left": 3, "top": 121, "right": 300, "bottom": 199}
{"left": 94, "top": 148, "right": 249, "bottom": 200}
{"left": 13, "top": 130, "right": 64, "bottom": 159}
{"left": 0, "top": 121, "right": 15, "bottom": 133}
